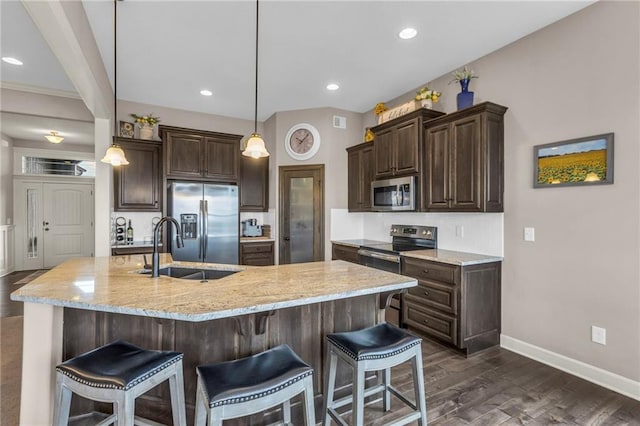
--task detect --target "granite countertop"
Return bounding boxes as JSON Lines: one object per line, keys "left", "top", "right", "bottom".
{"left": 400, "top": 249, "right": 503, "bottom": 266}
{"left": 11, "top": 254, "right": 416, "bottom": 322}
{"left": 331, "top": 239, "right": 388, "bottom": 248}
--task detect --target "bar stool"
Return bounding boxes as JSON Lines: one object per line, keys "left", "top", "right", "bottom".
{"left": 195, "top": 344, "right": 315, "bottom": 426}
{"left": 322, "top": 323, "right": 427, "bottom": 426}
{"left": 53, "top": 340, "right": 187, "bottom": 426}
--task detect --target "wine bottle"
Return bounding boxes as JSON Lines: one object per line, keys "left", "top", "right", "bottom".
{"left": 126, "top": 220, "right": 134, "bottom": 244}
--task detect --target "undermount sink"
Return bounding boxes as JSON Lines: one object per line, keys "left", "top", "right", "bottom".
{"left": 141, "top": 267, "right": 239, "bottom": 281}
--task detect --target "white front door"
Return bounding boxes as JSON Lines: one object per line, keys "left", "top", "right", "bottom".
{"left": 42, "top": 183, "right": 94, "bottom": 268}
{"left": 14, "top": 180, "right": 94, "bottom": 271}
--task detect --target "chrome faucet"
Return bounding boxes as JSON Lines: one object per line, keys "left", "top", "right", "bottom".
{"left": 151, "top": 216, "right": 184, "bottom": 278}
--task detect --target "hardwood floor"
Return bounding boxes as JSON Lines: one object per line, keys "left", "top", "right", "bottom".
{"left": 1, "top": 270, "right": 639, "bottom": 425}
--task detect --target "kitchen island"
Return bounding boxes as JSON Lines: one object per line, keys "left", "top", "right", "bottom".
{"left": 11, "top": 254, "right": 416, "bottom": 425}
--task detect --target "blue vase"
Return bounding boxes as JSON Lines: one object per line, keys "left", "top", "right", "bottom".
{"left": 456, "top": 78, "right": 474, "bottom": 110}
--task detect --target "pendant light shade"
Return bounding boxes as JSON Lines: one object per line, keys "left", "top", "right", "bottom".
{"left": 101, "top": 144, "right": 129, "bottom": 166}
{"left": 243, "top": 132, "right": 269, "bottom": 158}
{"left": 102, "top": 0, "right": 129, "bottom": 167}
{"left": 45, "top": 131, "right": 64, "bottom": 144}
{"left": 242, "top": 0, "right": 270, "bottom": 158}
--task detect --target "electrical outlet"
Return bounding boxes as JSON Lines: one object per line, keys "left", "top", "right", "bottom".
{"left": 524, "top": 227, "right": 535, "bottom": 242}
{"left": 591, "top": 326, "right": 606, "bottom": 345}
{"left": 456, "top": 225, "right": 464, "bottom": 237}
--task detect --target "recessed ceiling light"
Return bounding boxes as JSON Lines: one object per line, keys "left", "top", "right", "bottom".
{"left": 326, "top": 83, "right": 339, "bottom": 91}
{"left": 2, "top": 57, "right": 23, "bottom": 66}
{"left": 200, "top": 89, "right": 213, "bottom": 96}
{"left": 398, "top": 28, "right": 417, "bottom": 40}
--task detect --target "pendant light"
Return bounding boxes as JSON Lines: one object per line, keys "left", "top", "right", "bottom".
{"left": 45, "top": 131, "right": 64, "bottom": 144}
{"left": 101, "top": 0, "right": 129, "bottom": 166}
{"left": 242, "top": 0, "right": 269, "bottom": 159}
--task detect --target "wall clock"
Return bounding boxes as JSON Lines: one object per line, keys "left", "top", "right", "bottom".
{"left": 284, "top": 123, "right": 321, "bottom": 160}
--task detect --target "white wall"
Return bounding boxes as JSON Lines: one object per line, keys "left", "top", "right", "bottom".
{"left": 0, "top": 133, "right": 13, "bottom": 225}
{"left": 367, "top": 1, "right": 639, "bottom": 384}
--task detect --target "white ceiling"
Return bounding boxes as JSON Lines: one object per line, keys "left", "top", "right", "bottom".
{"left": 1, "top": 0, "right": 594, "bottom": 143}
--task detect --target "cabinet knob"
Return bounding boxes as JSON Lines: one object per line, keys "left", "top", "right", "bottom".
{"left": 424, "top": 291, "right": 429, "bottom": 296}
{"left": 423, "top": 319, "right": 429, "bottom": 324}
{"left": 423, "top": 269, "right": 429, "bottom": 273}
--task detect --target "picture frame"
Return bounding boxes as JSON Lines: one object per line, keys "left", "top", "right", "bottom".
{"left": 119, "top": 121, "right": 134, "bottom": 138}
{"left": 533, "top": 133, "right": 614, "bottom": 188}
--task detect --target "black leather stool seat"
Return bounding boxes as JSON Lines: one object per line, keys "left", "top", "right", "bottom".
{"left": 56, "top": 340, "right": 183, "bottom": 391}
{"left": 197, "top": 344, "right": 313, "bottom": 408}
{"left": 327, "top": 323, "right": 421, "bottom": 361}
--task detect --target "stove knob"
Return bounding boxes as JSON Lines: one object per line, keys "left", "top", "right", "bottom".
{"left": 392, "top": 227, "right": 397, "bottom": 233}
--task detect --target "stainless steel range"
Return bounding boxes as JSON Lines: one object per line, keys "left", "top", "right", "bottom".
{"left": 358, "top": 225, "right": 437, "bottom": 326}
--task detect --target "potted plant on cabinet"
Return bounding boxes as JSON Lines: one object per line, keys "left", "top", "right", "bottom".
{"left": 131, "top": 113, "right": 161, "bottom": 140}
{"left": 449, "top": 66, "right": 478, "bottom": 110}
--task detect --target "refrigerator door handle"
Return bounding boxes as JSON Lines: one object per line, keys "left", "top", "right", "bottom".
{"left": 198, "top": 200, "right": 204, "bottom": 259}
{"left": 203, "top": 200, "right": 209, "bottom": 258}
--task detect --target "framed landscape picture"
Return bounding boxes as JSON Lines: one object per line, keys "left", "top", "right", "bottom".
{"left": 533, "top": 133, "right": 614, "bottom": 188}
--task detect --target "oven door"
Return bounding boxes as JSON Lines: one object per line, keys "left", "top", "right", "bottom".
{"left": 358, "top": 249, "right": 403, "bottom": 327}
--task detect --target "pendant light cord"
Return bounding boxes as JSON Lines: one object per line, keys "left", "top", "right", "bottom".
{"left": 113, "top": 0, "right": 118, "bottom": 136}
{"left": 254, "top": 0, "right": 259, "bottom": 134}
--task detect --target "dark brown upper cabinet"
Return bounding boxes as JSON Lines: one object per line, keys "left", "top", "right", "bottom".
{"left": 113, "top": 137, "right": 162, "bottom": 212}
{"left": 422, "top": 102, "right": 507, "bottom": 212}
{"left": 240, "top": 155, "right": 269, "bottom": 212}
{"left": 371, "top": 108, "right": 444, "bottom": 180}
{"left": 347, "top": 142, "right": 374, "bottom": 212}
{"left": 160, "top": 125, "right": 241, "bottom": 182}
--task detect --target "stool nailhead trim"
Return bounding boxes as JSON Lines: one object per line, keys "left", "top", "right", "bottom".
{"left": 208, "top": 369, "right": 313, "bottom": 408}
{"left": 326, "top": 338, "right": 421, "bottom": 361}
{"left": 56, "top": 354, "right": 183, "bottom": 391}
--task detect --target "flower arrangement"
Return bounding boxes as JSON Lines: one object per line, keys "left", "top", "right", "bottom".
{"left": 373, "top": 102, "right": 388, "bottom": 115}
{"left": 131, "top": 113, "right": 161, "bottom": 126}
{"left": 449, "top": 66, "right": 478, "bottom": 84}
{"left": 415, "top": 86, "right": 441, "bottom": 103}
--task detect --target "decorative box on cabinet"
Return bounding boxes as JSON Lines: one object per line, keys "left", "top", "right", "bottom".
{"left": 113, "top": 137, "right": 162, "bottom": 212}
{"left": 331, "top": 243, "right": 360, "bottom": 264}
{"left": 371, "top": 108, "right": 444, "bottom": 180}
{"left": 422, "top": 102, "right": 507, "bottom": 212}
{"left": 401, "top": 256, "right": 501, "bottom": 356}
{"left": 160, "top": 125, "right": 241, "bottom": 182}
{"left": 240, "top": 240, "right": 274, "bottom": 266}
{"left": 240, "top": 155, "right": 269, "bottom": 212}
{"left": 346, "top": 143, "right": 374, "bottom": 212}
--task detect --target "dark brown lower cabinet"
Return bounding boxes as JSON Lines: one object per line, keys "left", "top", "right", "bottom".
{"left": 240, "top": 241, "right": 274, "bottom": 265}
{"left": 401, "top": 256, "right": 501, "bottom": 355}
{"left": 331, "top": 243, "right": 360, "bottom": 264}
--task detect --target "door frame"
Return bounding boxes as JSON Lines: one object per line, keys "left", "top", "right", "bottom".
{"left": 278, "top": 164, "right": 324, "bottom": 264}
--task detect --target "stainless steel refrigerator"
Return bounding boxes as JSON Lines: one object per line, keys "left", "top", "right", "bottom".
{"left": 168, "top": 182, "right": 239, "bottom": 264}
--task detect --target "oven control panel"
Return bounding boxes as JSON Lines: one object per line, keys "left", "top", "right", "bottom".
{"left": 390, "top": 224, "right": 437, "bottom": 240}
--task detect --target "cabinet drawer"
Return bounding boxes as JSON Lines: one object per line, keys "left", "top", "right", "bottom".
{"left": 242, "top": 254, "right": 274, "bottom": 266}
{"left": 241, "top": 242, "right": 273, "bottom": 254}
{"left": 331, "top": 244, "right": 360, "bottom": 264}
{"left": 402, "top": 257, "right": 457, "bottom": 284}
{"left": 403, "top": 301, "right": 457, "bottom": 345}
{"left": 406, "top": 280, "right": 457, "bottom": 314}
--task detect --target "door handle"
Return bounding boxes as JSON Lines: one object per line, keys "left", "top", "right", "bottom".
{"left": 283, "top": 237, "right": 290, "bottom": 241}
{"left": 43, "top": 221, "right": 49, "bottom": 226}
{"left": 203, "top": 200, "right": 209, "bottom": 258}
{"left": 44, "top": 228, "right": 50, "bottom": 231}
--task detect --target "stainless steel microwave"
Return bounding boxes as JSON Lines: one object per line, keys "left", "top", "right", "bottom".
{"left": 371, "top": 176, "right": 415, "bottom": 211}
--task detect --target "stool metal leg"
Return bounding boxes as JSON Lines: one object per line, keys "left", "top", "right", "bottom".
{"left": 194, "top": 378, "right": 208, "bottom": 426}
{"left": 302, "top": 375, "right": 316, "bottom": 426}
{"left": 169, "top": 361, "right": 187, "bottom": 426}
{"left": 53, "top": 374, "right": 72, "bottom": 426}
{"left": 283, "top": 399, "right": 292, "bottom": 425}
{"left": 352, "top": 366, "right": 366, "bottom": 426}
{"left": 383, "top": 367, "right": 391, "bottom": 412}
{"left": 322, "top": 347, "right": 338, "bottom": 426}
{"left": 412, "top": 346, "right": 428, "bottom": 425}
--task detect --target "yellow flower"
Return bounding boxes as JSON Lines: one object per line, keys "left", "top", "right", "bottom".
{"left": 374, "top": 102, "right": 388, "bottom": 115}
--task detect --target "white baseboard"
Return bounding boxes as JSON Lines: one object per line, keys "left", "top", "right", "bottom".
{"left": 501, "top": 334, "right": 640, "bottom": 401}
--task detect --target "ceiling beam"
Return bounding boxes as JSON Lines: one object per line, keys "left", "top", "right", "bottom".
{"left": 20, "top": 0, "right": 112, "bottom": 120}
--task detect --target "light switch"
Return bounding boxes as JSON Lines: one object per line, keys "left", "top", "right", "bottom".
{"left": 524, "top": 227, "right": 535, "bottom": 242}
